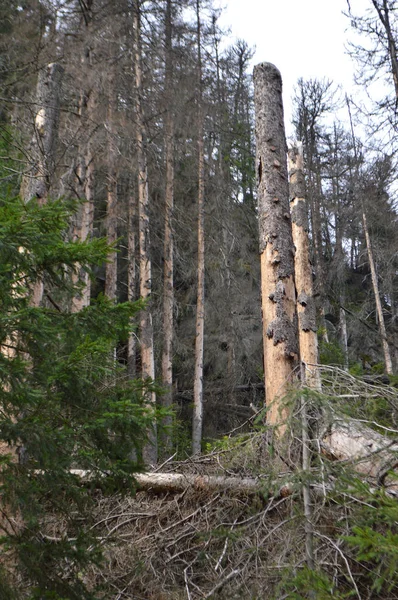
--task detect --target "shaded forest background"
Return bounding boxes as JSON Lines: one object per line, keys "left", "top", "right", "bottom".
{"left": 1, "top": 0, "right": 397, "bottom": 447}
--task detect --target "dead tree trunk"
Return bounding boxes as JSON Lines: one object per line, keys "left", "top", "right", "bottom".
{"left": 21, "top": 63, "right": 64, "bottom": 205}
{"left": 105, "top": 72, "right": 118, "bottom": 301}
{"left": 71, "top": 30, "right": 96, "bottom": 313}
{"left": 346, "top": 96, "right": 393, "bottom": 375}
{"left": 21, "top": 63, "right": 64, "bottom": 307}
{"left": 253, "top": 63, "right": 299, "bottom": 432}
{"left": 134, "top": 1, "right": 157, "bottom": 464}
{"left": 127, "top": 186, "right": 137, "bottom": 378}
{"left": 288, "top": 143, "right": 320, "bottom": 389}
{"left": 161, "top": 0, "right": 175, "bottom": 451}
{"left": 362, "top": 211, "right": 393, "bottom": 374}
{"left": 192, "top": 0, "right": 205, "bottom": 456}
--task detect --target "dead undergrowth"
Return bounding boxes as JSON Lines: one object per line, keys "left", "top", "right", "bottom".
{"left": 18, "top": 368, "right": 398, "bottom": 598}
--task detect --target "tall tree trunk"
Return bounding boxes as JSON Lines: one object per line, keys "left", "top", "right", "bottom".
{"left": 21, "top": 63, "right": 64, "bottom": 205}
{"left": 192, "top": 0, "right": 205, "bottom": 456}
{"left": 105, "top": 71, "right": 118, "bottom": 301}
{"left": 21, "top": 63, "right": 64, "bottom": 307}
{"left": 161, "top": 0, "right": 175, "bottom": 452}
{"left": 362, "top": 211, "right": 393, "bottom": 374}
{"left": 288, "top": 143, "right": 320, "bottom": 390}
{"left": 127, "top": 186, "right": 137, "bottom": 378}
{"left": 71, "top": 24, "right": 96, "bottom": 313}
{"left": 134, "top": 1, "right": 157, "bottom": 464}
{"left": 253, "top": 62, "right": 299, "bottom": 432}
{"left": 346, "top": 96, "right": 393, "bottom": 375}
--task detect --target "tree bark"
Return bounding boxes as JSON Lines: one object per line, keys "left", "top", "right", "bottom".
{"left": 161, "top": 0, "right": 175, "bottom": 451}
{"left": 362, "top": 210, "right": 393, "bottom": 374}
{"left": 192, "top": 0, "right": 205, "bottom": 455}
{"left": 127, "top": 187, "right": 137, "bottom": 378}
{"left": 71, "top": 25, "right": 96, "bottom": 313}
{"left": 105, "top": 70, "right": 118, "bottom": 302}
{"left": 21, "top": 63, "right": 64, "bottom": 205}
{"left": 253, "top": 63, "right": 299, "bottom": 432}
{"left": 288, "top": 143, "right": 320, "bottom": 390}
{"left": 134, "top": 1, "right": 157, "bottom": 464}
{"left": 21, "top": 63, "right": 64, "bottom": 308}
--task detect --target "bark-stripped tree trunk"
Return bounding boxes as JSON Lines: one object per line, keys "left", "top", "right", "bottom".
{"left": 21, "top": 62, "right": 64, "bottom": 307}
{"left": 161, "top": 0, "right": 175, "bottom": 451}
{"left": 192, "top": 0, "right": 205, "bottom": 455}
{"left": 288, "top": 143, "right": 320, "bottom": 390}
{"left": 134, "top": 1, "right": 157, "bottom": 464}
{"left": 346, "top": 97, "right": 393, "bottom": 375}
{"left": 127, "top": 186, "right": 137, "bottom": 378}
{"left": 71, "top": 10, "right": 96, "bottom": 313}
{"left": 253, "top": 63, "right": 299, "bottom": 432}
{"left": 21, "top": 63, "right": 64, "bottom": 205}
{"left": 362, "top": 211, "right": 393, "bottom": 374}
{"left": 105, "top": 70, "right": 118, "bottom": 301}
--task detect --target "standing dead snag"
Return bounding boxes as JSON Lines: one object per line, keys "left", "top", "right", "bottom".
{"left": 253, "top": 63, "right": 299, "bottom": 431}
{"left": 21, "top": 63, "right": 64, "bottom": 307}
{"left": 21, "top": 63, "right": 64, "bottom": 205}
{"left": 288, "top": 143, "right": 320, "bottom": 389}
{"left": 192, "top": 0, "right": 205, "bottom": 455}
{"left": 134, "top": 1, "right": 157, "bottom": 464}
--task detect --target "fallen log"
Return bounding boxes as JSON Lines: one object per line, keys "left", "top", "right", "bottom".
{"left": 321, "top": 416, "right": 398, "bottom": 490}
{"left": 70, "top": 470, "right": 268, "bottom": 495}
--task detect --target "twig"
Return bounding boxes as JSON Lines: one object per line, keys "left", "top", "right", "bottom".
{"left": 203, "top": 569, "right": 240, "bottom": 599}
{"left": 316, "top": 532, "right": 362, "bottom": 600}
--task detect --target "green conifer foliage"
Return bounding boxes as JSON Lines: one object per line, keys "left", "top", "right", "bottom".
{"left": 0, "top": 196, "right": 156, "bottom": 598}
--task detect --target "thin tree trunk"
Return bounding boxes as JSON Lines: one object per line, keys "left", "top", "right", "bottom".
{"left": 362, "top": 211, "right": 393, "bottom": 374}
{"left": 288, "top": 143, "right": 320, "bottom": 390}
{"left": 346, "top": 96, "right": 393, "bottom": 375}
{"left": 127, "top": 187, "right": 137, "bottom": 378}
{"left": 134, "top": 1, "right": 157, "bottom": 464}
{"left": 161, "top": 0, "right": 175, "bottom": 452}
{"left": 21, "top": 63, "right": 64, "bottom": 205}
{"left": 20, "top": 63, "right": 64, "bottom": 307}
{"left": 71, "top": 33, "right": 96, "bottom": 313}
{"left": 192, "top": 0, "right": 205, "bottom": 456}
{"left": 105, "top": 71, "right": 118, "bottom": 301}
{"left": 253, "top": 63, "right": 299, "bottom": 433}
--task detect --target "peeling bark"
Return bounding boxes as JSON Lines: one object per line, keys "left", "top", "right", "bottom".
{"left": 134, "top": 2, "right": 157, "bottom": 464}
{"left": 192, "top": 0, "right": 205, "bottom": 455}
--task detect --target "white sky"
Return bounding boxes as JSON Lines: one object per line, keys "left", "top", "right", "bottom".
{"left": 217, "top": 0, "right": 361, "bottom": 134}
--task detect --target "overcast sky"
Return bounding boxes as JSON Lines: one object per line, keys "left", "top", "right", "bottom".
{"left": 217, "top": 0, "right": 361, "bottom": 134}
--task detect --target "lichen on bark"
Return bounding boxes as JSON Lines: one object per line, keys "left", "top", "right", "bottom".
{"left": 297, "top": 292, "right": 316, "bottom": 332}
{"left": 291, "top": 198, "right": 309, "bottom": 232}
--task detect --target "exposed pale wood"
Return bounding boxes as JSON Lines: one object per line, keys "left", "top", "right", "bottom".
{"left": 253, "top": 63, "right": 299, "bottom": 433}
{"left": 21, "top": 63, "right": 64, "bottom": 205}
{"left": 161, "top": 0, "right": 175, "bottom": 449}
{"left": 288, "top": 143, "right": 320, "bottom": 390}
{"left": 134, "top": 1, "right": 157, "bottom": 464}
{"left": 362, "top": 211, "right": 393, "bottom": 374}
{"left": 321, "top": 417, "right": 398, "bottom": 490}
{"left": 20, "top": 63, "right": 64, "bottom": 308}
{"left": 127, "top": 190, "right": 137, "bottom": 377}
{"left": 105, "top": 70, "right": 118, "bottom": 301}
{"left": 192, "top": 0, "right": 205, "bottom": 455}
{"left": 71, "top": 33, "right": 96, "bottom": 313}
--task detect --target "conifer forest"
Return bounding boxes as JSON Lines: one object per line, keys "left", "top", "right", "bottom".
{"left": 1, "top": 1, "right": 398, "bottom": 598}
